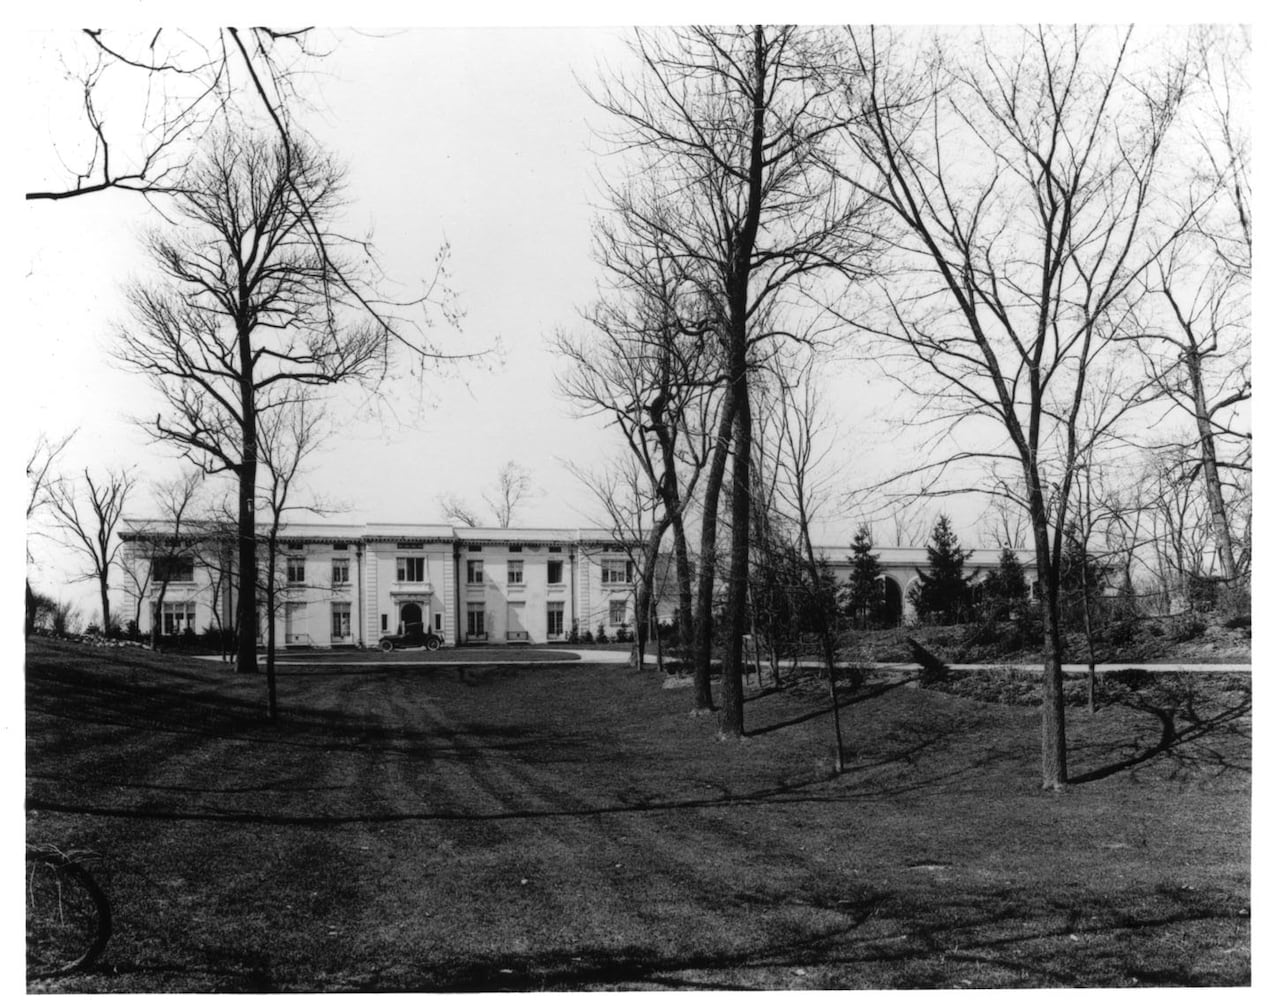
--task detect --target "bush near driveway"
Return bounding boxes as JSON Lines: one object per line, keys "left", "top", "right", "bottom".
{"left": 25, "top": 638, "right": 1248, "bottom": 991}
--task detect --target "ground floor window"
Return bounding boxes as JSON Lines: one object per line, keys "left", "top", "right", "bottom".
{"left": 547, "top": 602, "right": 565, "bottom": 637}
{"left": 609, "top": 599, "right": 627, "bottom": 627}
{"left": 331, "top": 602, "right": 352, "bottom": 640}
{"left": 285, "top": 602, "right": 307, "bottom": 643}
{"left": 154, "top": 601, "right": 196, "bottom": 636}
{"left": 467, "top": 604, "right": 486, "bottom": 637}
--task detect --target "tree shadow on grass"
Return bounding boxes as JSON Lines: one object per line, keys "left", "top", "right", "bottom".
{"left": 746, "top": 678, "right": 912, "bottom": 737}
{"left": 1069, "top": 691, "right": 1251, "bottom": 785}
{"left": 344, "top": 881, "right": 1243, "bottom": 991}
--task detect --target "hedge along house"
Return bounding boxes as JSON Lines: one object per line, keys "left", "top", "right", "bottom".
{"left": 119, "top": 520, "right": 1039, "bottom": 647}
{"left": 118, "top": 520, "right": 669, "bottom": 648}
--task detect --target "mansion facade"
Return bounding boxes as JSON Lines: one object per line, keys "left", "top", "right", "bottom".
{"left": 120, "top": 520, "right": 1037, "bottom": 648}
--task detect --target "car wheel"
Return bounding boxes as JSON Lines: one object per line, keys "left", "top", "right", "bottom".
{"left": 379, "top": 638, "right": 394, "bottom": 652}
{"left": 426, "top": 636, "right": 441, "bottom": 651}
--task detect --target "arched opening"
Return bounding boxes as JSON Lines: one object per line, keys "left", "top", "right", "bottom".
{"left": 903, "top": 578, "right": 923, "bottom": 623}
{"left": 399, "top": 602, "right": 423, "bottom": 634}
{"left": 880, "top": 575, "right": 904, "bottom": 628}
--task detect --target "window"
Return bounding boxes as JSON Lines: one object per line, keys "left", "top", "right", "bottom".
{"left": 601, "top": 558, "right": 633, "bottom": 585}
{"left": 548, "top": 545, "right": 562, "bottom": 553}
{"left": 547, "top": 560, "right": 563, "bottom": 585}
{"left": 468, "top": 544, "right": 482, "bottom": 553}
{"left": 333, "top": 541, "right": 349, "bottom": 551}
{"left": 381, "top": 613, "right": 388, "bottom": 632}
{"left": 331, "top": 558, "right": 350, "bottom": 586}
{"left": 509, "top": 544, "right": 522, "bottom": 553}
{"left": 152, "top": 554, "right": 194, "bottom": 583}
{"left": 398, "top": 540, "right": 424, "bottom": 550}
{"left": 507, "top": 560, "right": 524, "bottom": 585}
{"left": 396, "top": 557, "right": 426, "bottom": 583}
{"left": 466, "top": 604, "right": 486, "bottom": 637}
{"left": 331, "top": 602, "right": 352, "bottom": 640}
{"left": 287, "top": 541, "right": 304, "bottom": 551}
{"left": 467, "top": 560, "right": 484, "bottom": 584}
{"left": 284, "top": 602, "right": 307, "bottom": 642}
{"left": 609, "top": 599, "right": 627, "bottom": 627}
{"left": 158, "top": 601, "right": 196, "bottom": 635}
{"left": 286, "top": 557, "right": 306, "bottom": 584}
{"left": 547, "top": 602, "right": 565, "bottom": 637}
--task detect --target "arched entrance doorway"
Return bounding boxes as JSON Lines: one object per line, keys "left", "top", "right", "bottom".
{"left": 399, "top": 602, "right": 423, "bottom": 632}
{"left": 881, "top": 576, "right": 904, "bottom": 628}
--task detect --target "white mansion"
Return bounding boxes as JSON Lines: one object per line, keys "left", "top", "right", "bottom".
{"left": 120, "top": 520, "right": 1036, "bottom": 648}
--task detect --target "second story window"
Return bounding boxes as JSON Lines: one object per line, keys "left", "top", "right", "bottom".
{"left": 547, "top": 560, "right": 563, "bottom": 585}
{"left": 286, "top": 557, "right": 306, "bottom": 585}
{"left": 467, "top": 559, "right": 484, "bottom": 584}
{"left": 152, "top": 554, "right": 194, "bottom": 583}
{"left": 601, "top": 557, "right": 633, "bottom": 585}
{"left": 396, "top": 557, "right": 426, "bottom": 583}
{"left": 331, "top": 559, "right": 350, "bottom": 586}
{"left": 507, "top": 560, "right": 524, "bottom": 585}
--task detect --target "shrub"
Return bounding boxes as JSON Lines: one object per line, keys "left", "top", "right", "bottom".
{"left": 1170, "top": 616, "right": 1207, "bottom": 643}
{"left": 581, "top": 629, "right": 594, "bottom": 644}
{"left": 596, "top": 624, "right": 609, "bottom": 644}
{"left": 1103, "top": 668, "right": 1156, "bottom": 692}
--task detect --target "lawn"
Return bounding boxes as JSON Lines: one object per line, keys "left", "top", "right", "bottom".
{"left": 25, "top": 637, "right": 1250, "bottom": 990}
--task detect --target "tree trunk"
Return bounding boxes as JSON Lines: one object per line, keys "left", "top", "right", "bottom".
{"left": 718, "top": 360, "right": 752, "bottom": 737}
{"left": 671, "top": 512, "right": 694, "bottom": 650}
{"left": 152, "top": 577, "right": 171, "bottom": 651}
{"left": 1081, "top": 559, "right": 1097, "bottom": 715}
{"left": 691, "top": 384, "right": 735, "bottom": 713}
{"left": 1185, "top": 349, "right": 1237, "bottom": 582}
{"left": 717, "top": 25, "right": 767, "bottom": 740}
{"left": 1032, "top": 520, "right": 1068, "bottom": 790}
{"left": 98, "top": 577, "right": 111, "bottom": 636}
{"left": 235, "top": 357, "right": 258, "bottom": 674}
{"left": 265, "top": 536, "right": 278, "bottom": 721}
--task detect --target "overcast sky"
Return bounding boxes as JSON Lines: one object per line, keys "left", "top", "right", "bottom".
{"left": 17, "top": 22, "right": 917, "bottom": 613}
{"left": 15, "top": 11, "right": 1257, "bottom": 617}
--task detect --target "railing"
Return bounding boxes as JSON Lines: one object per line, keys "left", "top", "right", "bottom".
{"left": 546, "top": 632, "right": 566, "bottom": 643}
{"left": 506, "top": 630, "right": 530, "bottom": 643}
{"left": 465, "top": 632, "right": 489, "bottom": 643}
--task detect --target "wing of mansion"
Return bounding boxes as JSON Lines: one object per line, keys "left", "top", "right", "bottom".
{"left": 119, "top": 520, "right": 1037, "bottom": 647}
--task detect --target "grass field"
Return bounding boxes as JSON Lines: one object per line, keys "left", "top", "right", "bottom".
{"left": 25, "top": 637, "right": 1250, "bottom": 990}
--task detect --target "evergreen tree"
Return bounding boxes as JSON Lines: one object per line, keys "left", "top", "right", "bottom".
{"left": 846, "top": 525, "right": 885, "bottom": 627}
{"left": 911, "top": 515, "right": 975, "bottom": 623}
{"left": 982, "top": 547, "right": 1029, "bottom": 621}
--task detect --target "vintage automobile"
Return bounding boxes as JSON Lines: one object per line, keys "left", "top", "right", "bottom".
{"left": 378, "top": 622, "right": 443, "bottom": 652}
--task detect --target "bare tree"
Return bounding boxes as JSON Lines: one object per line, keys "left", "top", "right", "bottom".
{"left": 439, "top": 461, "right": 537, "bottom": 528}
{"left": 591, "top": 25, "right": 875, "bottom": 737}
{"left": 484, "top": 461, "right": 536, "bottom": 529}
{"left": 257, "top": 394, "right": 327, "bottom": 721}
{"left": 26, "top": 28, "right": 326, "bottom": 202}
{"left": 572, "top": 457, "right": 670, "bottom": 669}
{"left": 839, "top": 25, "right": 1192, "bottom": 788}
{"left": 119, "top": 472, "right": 203, "bottom": 648}
{"left": 46, "top": 467, "right": 135, "bottom": 633}
{"left": 438, "top": 494, "right": 480, "bottom": 527}
{"left": 25, "top": 431, "right": 76, "bottom": 634}
{"left": 760, "top": 357, "right": 851, "bottom": 769}
{"left": 115, "top": 130, "right": 453, "bottom": 674}
{"left": 555, "top": 256, "right": 717, "bottom": 678}
{"left": 1127, "top": 27, "right": 1252, "bottom": 585}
